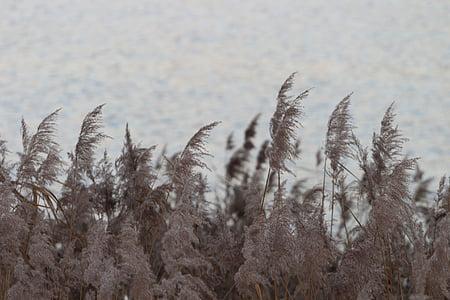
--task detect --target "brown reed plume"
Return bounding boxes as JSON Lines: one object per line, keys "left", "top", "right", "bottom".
{"left": 260, "top": 72, "right": 310, "bottom": 210}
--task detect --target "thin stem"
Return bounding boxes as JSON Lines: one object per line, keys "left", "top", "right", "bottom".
{"left": 277, "top": 170, "right": 281, "bottom": 191}
{"left": 330, "top": 175, "right": 335, "bottom": 237}
{"left": 222, "top": 282, "right": 236, "bottom": 299}
{"left": 282, "top": 276, "right": 291, "bottom": 300}
{"left": 336, "top": 160, "right": 360, "bottom": 183}
{"left": 321, "top": 157, "right": 327, "bottom": 214}
{"left": 341, "top": 203, "right": 365, "bottom": 231}
{"left": 255, "top": 283, "right": 263, "bottom": 300}
{"left": 260, "top": 167, "right": 271, "bottom": 211}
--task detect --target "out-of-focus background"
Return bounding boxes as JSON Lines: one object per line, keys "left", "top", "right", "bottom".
{"left": 0, "top": 0, "right": 448, "bottom": 179}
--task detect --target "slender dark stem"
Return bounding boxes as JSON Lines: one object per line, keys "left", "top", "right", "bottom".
{"left": 277, "top": 170, "right": 281, "bottom": 191}
{"left": 343, "top": 204, "right": 364, "bottom": 231}
{"left": 282, "top": 275, "right": 291, "bottom": 300}
{"left": 222, "top": 282, "right": 236, "bottom": 300}
{"left": 330, "top": 175, "right": 335, "bottom": 237}
{"left": 321, "top": 157, "right": 327, "bottom": 214}
{"left": 336, "top": 160, "right": 360, "bottom": 182}
{"left": 260, "top": 167, "right": 271, "bottom": 211}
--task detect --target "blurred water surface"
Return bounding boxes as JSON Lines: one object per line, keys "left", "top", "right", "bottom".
{"left": 0, "top": 0, "right": 448, "bottom": 180}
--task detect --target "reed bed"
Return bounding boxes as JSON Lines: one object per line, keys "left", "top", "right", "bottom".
{"left": 0, "top": 74, "right": 448, "bottom": 299}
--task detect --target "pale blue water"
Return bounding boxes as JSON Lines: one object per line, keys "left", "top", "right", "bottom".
{"left": 0, "top": 0, "right": 448, "bottom": 180}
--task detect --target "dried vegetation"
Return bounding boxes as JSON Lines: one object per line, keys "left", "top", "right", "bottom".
{"left": 0, "top": 74, "right": 448, "bottom": 299}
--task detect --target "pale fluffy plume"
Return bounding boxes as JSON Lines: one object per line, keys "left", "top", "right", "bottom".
{"left": 268, "top": 73, "right": 309, "bottom": 174}
{"left": 372, "top": 102, "right": 408, "bottom": 169}
{"left": 116, "top": 124, "right": 157, "bottom": 211}
{"left": 70, "top": 105, "right": 108, "bottom": 177}
{"left": 17, "top": 109, "right": 62, "bottom": 184}
{"left": 171, "top": 121, "right": 220, "bottom": 195}
{"left": 325, "top": 94, "right": 353, "bottom": 172}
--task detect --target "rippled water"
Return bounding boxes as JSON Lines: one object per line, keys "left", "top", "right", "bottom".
{"left": 0, "top": 0, "right": 448, "bottom": 179}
